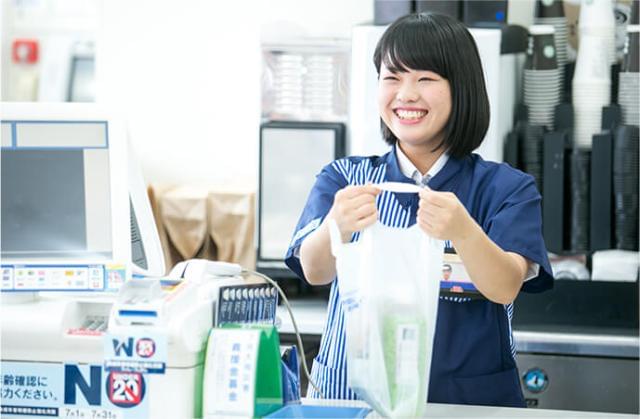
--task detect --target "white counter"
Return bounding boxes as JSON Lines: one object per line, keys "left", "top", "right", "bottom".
{"left": 302, "top": 398, "right": 637, "bottom": 418}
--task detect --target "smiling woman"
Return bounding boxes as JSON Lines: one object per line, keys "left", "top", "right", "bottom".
{"left": 373, "top": 12, "right": 490, "bottom": 160}
{"left": 286, "top": 11, "right": 553, "bottom": 408}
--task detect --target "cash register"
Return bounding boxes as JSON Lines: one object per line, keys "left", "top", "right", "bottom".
{"left": 0, "top": 103, "right": 277, "bottom": 418}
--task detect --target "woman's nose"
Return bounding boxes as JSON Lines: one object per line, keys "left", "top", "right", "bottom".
{"left": 396, "top": 82, "right": 418, "bottom": 102}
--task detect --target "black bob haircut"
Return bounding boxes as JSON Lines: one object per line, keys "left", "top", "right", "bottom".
{"left": 373, "top": 13, "right": 490, "bottom": 158}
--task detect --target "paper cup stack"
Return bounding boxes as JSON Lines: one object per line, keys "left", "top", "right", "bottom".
{"left": 534, "top": 0, "right": 569, "bottom": 92}
{"left": 570, "top": 150, "right": 591, "bottom": 251}
{"left": 520, "top": 123, "right": 546, "bottom": 193}
{"left": 572, "top": 32, "right": 611, "bottom": 148}
{"left": 613, "top": 126, "right": 639, "bottom": 250}
{"left": 524, "top": 25, "right": 562, "bottom": 131}
{"left": 618, "top": 25, "right": 639, "bottom": 127}
{"left": 579, "top": 0, "right": 616, "bottom": 64}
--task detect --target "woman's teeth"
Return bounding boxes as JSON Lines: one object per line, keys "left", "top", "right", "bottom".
{"left": 395, "top": 109, "right": 427, "bottom": 120}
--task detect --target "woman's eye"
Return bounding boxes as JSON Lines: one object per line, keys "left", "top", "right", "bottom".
{"left": 383, "top": 76, "right": 398, "bottom": 81}
{"left": 419, "top": 77, "right": 435, "bottom": 82}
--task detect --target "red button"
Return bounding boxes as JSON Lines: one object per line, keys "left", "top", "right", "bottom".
{"left": 12, "top": 39, "right": 39, "bottom": 64}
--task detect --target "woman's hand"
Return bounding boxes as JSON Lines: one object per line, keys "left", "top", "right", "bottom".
{"left": 328, "top": 185, "right": 381, "bottom": 243}
{"left": 417, "top": 188, "right": 476, "bottom": 243}
{"left": 418, "top": 188, "right": 529, "bottom": 304}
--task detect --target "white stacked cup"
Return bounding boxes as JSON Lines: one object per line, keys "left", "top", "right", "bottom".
{"left": 534, "top": 0, "right": 569, "bottom": 92}
{"left": 579, "top": 0, "right": 616, "bottom": 65}
{"left": 524, "top": 25, "right": 562, "bottom": 130}
{"left": 618, "top": 25, "right": 639, "bottom": 126}
{"left": 573, "top": 33, "right": 611, "bottom": 148}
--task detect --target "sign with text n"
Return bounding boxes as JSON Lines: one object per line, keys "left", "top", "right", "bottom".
{"left": 104, "top": 332, "right": 167, "bottom": 374}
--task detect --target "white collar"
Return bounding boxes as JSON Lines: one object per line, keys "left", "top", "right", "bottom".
{"left": 395, "top": 143, "right": 450, "bottom": 184}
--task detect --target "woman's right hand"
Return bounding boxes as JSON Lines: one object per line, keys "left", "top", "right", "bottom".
{"left": 328, "top": 185, "right": 381, "bottom": 243}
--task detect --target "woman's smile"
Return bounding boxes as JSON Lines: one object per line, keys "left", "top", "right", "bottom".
{"left": 394, "top": 107, "right": 429, "bottom": 124}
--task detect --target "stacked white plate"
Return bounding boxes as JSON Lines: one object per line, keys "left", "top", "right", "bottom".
{"left": 572, "top": 34, "right": 611, "bottom": 148}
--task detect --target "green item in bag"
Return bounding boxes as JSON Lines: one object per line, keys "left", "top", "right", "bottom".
{"left": 382, "top": 312, "right": 427, "bottom": 414}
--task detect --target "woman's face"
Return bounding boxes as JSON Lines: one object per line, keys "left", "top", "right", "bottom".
{"left": 377, "top": 63, "right": 452, "bottom": 148}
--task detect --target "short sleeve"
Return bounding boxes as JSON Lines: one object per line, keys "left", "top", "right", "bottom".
{"left": 284, "top": 161, "right": 347, "bottom": 283}
{"left": 484, "top": 175, "right": 553, "bottom": 293}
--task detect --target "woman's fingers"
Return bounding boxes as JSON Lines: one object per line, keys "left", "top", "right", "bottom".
{"left": 353, "top": 202, "right": 377, "bottom": 220}
{"left": 419, "top": 188, "right": 454, "bottom": 209}
{"left": 355, "top": 210, "right": 379, "bottom": 231}
{"left": 332, "top": 185, "right": 380, "bottom": 237}
{"left": 347, "top": 192, "right": 378, "bottom": 209}
{"left": 338, "top": 184, "right": 381, "bottom": 199}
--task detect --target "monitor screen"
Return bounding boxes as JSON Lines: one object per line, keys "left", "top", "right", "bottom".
{"left": 0, "top": 103, "right": 165, "bottom": 292}
{"left": 258, "top": 122, "right": 345, "bottom": 273}
{"left": 1, "top": 121, "right": 112, "bottom": 261}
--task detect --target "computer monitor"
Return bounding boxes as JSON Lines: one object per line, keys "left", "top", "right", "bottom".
{"left": 0, "top": 102, "right": 165, "bottom": 292}
{"left": 126, "top": 135, "right": 166, "bottom": 277}
{"left": 257, "top": 121, "right": 345, "bottom": 278}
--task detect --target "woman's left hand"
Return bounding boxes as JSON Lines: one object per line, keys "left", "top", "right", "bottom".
{"left": 417, "top": 188, "right": 476, "bottom": 242}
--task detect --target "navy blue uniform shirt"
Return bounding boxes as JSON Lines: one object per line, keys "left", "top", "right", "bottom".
{"left": 285, "top": 148, "right": 553, "bottom": 406}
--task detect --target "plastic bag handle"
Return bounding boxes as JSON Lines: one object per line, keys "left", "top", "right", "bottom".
{"left": 372, "top": 181, "right": 424, "bottom": 194}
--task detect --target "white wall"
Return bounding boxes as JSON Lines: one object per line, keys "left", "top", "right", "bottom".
{"left": 98, "top": 0, "right": 372, "bottom": 191}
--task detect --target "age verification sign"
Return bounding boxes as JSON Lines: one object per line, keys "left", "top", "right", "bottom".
{"left": 104, "top": 332, "right": 167, "bottom": 374}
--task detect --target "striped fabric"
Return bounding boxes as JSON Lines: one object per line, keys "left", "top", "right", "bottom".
{"left": 304, "top": 157, "right": 517, "bottom": 398}
{"left": 505, "top": 302, "right": 516, "bottom": 358}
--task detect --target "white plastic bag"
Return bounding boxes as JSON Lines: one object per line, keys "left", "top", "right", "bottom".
{"left": 330, "top": 219, "right": 443, "bottom": 417}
